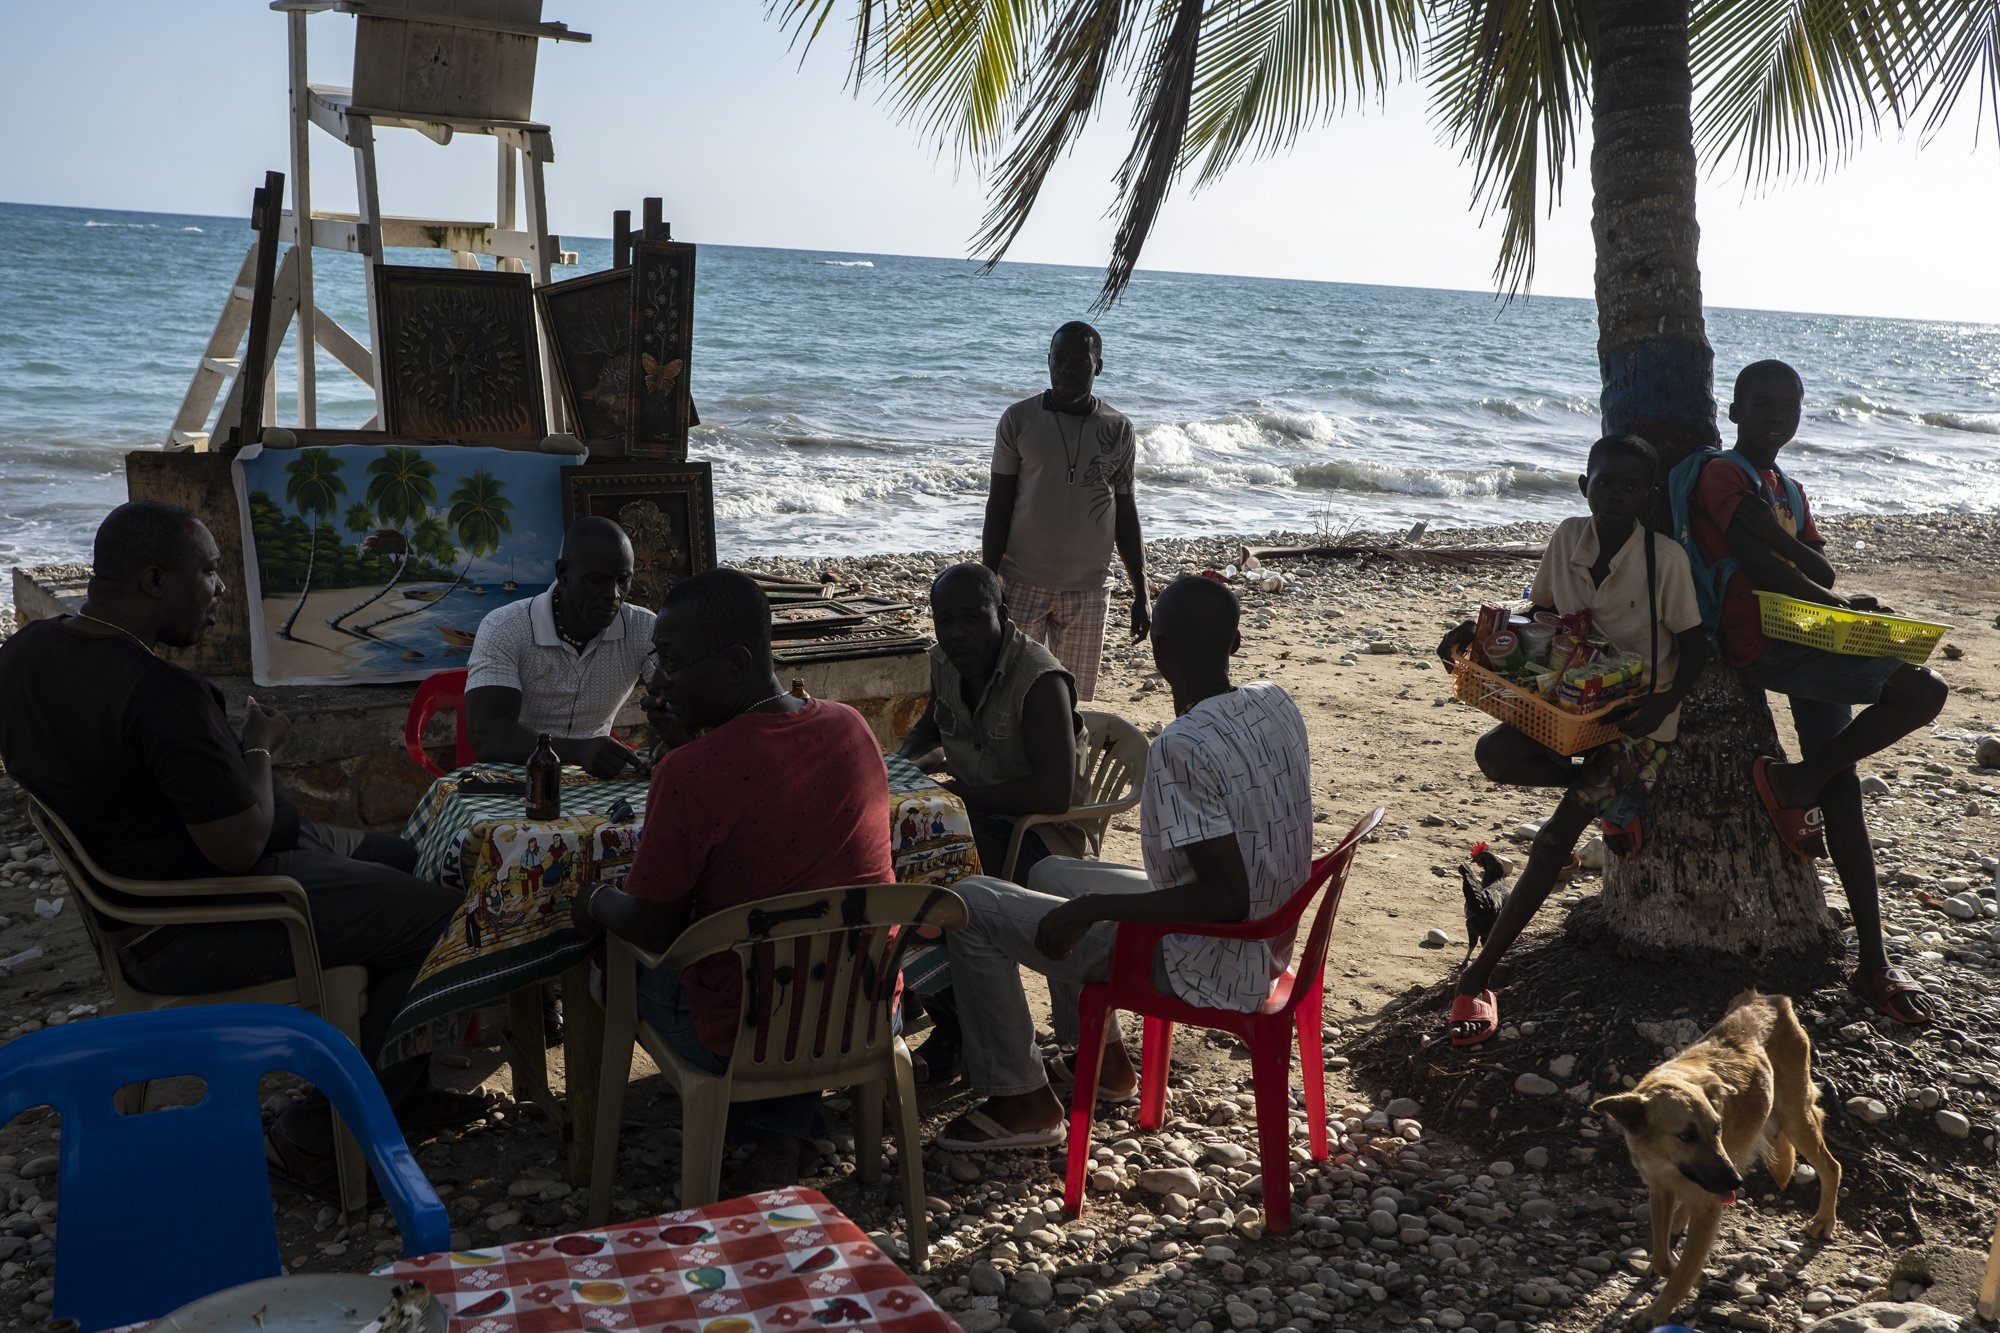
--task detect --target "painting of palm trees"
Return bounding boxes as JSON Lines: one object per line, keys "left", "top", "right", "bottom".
{"left": 354, "top": 470, "right": 514, "bottom": 635}
{"left": 326, "top": 447, "right": 438, "bottom": 635}
{"left": 237, "top": 443, "right": 567, "bottom": 687}
{"left": 275, "top": 448, "right": 346, "bottom": 642}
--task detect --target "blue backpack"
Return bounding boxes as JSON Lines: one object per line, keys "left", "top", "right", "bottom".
{"left": 1666, "top": 447, "right": 1806, "bottom": 630}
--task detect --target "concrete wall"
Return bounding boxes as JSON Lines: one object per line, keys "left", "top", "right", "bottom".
{"left": 11, "top": 566, "right": 932, "bottom": 831}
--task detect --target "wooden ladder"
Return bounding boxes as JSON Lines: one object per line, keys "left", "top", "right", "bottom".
{"left": 165, "top": 242, "right": 379, "bottom": 449}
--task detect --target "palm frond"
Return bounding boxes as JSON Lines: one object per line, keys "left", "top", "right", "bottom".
{"left": 1424, "top": 0, "right": 1594, "bottom": 293}
{"left": 767, "top": 0, "right": 890, "bottom": 85}
{"left": 1906, "top": 0, "right": 2000, "bottom": 139}
{"left": 879, "top": 0, "right": 1065, "bottom": 155}
{"left": 1689, "top": 0, "right": 1925, "bottom": 184}
{"left": 968, "top": 0, "right": 1133, "bottom": 265}
{"left": 1184, "top": 0, "right": 1420, "bottom": 188}
{"left": 1095, "top": 0, "right": 1208, "bottom": 308}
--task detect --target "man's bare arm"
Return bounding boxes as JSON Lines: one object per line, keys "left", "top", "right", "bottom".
{"left": 1114, "top": 492, "right": 1150, "bottom": 640}
{"left": 898, "top": 694, "right": 945, "bottom": 768}
{"left": 982, "top": 472, "right": 1018, "bottom": 572}
{"left": 1035, "top": 832, "right": 1252, "bottom": 960}
{"left": 579, "top": 883, "right": 694, "bottom": 954}
{"left": 467, "top": 684, "right": 642, "bottom": 777}
{"left": 1725, "top": 497, "right": 1837, "bottom": 587}
{"left": 1723, "top": 507, "right": 1850, "bottom": 607}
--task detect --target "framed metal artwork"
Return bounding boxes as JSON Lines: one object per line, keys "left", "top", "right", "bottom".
{"left": 770, "top": 599, "right": 870, "bottom": 639}
{"left": 535, "top": 267, "right": 632, "bottom": 449}
{"left": 625, "top": 239, "right": 697, "bottom": 458}
{"left": 373, "top": 265, "right": 546, "bottom": 441}
{"left": 560, "top": 461, "right": 716, "bottom": 612}
{"left": 772, "top": 625, "right": 932, "bottom": 665}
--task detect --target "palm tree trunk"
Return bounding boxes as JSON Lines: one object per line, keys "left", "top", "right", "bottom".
{"left": 1591, "top": 0, "right": 1717, "bottom": 458}
{"left": 1582, "top": 0, "right": 1839, "bottom": 966}
{"left": 354, "top": 559, "right": 469, "bottom": 636}
{"left": 276, "top": 518, "right": 319, "bottom": 641}
{"left": 326, "top": 553, "right": 406, "bottom": 635}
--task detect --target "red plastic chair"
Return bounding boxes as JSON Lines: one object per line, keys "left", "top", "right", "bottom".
{"left": 1062, "top": 806, "right": 1385, "bottom": 1231}
{"left": 403, "top": 668, "right": 473, "bottom": 778}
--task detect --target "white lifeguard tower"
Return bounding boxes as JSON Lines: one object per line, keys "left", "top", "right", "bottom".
{"left": 169, "top": 0, "right": 589, "bottom": 449}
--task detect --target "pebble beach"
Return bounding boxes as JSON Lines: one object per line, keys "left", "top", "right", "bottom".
{"left": 0, "top": 512, "right": 1997, "bottom": 1330}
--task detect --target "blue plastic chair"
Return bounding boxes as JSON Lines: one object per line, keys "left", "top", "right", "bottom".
{"left": 0, "top": 1003, "right": 451, "bottom": 1331}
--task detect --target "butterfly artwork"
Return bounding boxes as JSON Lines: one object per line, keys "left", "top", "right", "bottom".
{"left": 625, "top": 239, "right": 697, "bottom": 459}
{"left": 641, "top": 353, "right": 684, "bottom": 398}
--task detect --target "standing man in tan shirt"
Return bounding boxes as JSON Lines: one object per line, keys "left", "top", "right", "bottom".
{"left": 982, "top": 321, "right": 1149, "bottom": 700}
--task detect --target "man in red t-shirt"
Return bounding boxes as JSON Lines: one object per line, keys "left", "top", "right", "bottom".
{"left": 571, "top": 569, "right": 893, "bottom": 1189}
{"left": 1689, "top": 360, "right": 1948, "bottom": 1024}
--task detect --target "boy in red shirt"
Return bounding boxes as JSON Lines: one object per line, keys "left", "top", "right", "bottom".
{"left": 1690, "top": 360, "right": 1948, "bottom": 1024}
{"left": 572, "top": 570, "right": 894, "bottom": 1188}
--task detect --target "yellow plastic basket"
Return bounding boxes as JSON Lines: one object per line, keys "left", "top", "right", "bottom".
{"left": 1451, "top": 654, "right": 1625, "bottom": 756}
{"left": 1753, "top": 592, "right": 1950, "bottom": 665}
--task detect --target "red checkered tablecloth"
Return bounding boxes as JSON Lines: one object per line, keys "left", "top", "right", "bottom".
{"left": 113, "top": 1189, "right": 958, "bottom": 1333}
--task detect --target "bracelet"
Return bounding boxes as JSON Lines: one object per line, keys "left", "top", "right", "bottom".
{"left": 243, "top": 747, "right": 272, "bottom": 760}
{"left": 579, "top": 882, "right": 604, "bottom": 921}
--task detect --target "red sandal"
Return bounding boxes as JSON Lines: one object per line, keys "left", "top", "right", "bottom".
{"left": 1849, "top": 967, "right": 1936, "bottom": 1026}
{"left": 1752, "top": 757, "right": 1824, "bottom": 860}
{"left": 1448, "top": 989, "right": 1499, "bottom": 1047}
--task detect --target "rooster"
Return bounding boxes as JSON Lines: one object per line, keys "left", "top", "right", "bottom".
{"left": 1460, "top": 841, "right": 1510, "bottom": 961}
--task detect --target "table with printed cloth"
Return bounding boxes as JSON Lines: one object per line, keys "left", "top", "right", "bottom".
{"left": 113, "top": 1187, "right": 960, "bottom": 1333}
{"left": 386, "top": 756, "right": 979, "bottom": 1181}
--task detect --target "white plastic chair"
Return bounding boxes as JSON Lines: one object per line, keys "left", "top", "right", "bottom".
{"left": 588, "top": 883, "right": 967, "bottom": 1265}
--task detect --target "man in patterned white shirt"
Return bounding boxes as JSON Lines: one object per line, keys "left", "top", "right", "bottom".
{"left": 937, "top": 575, "right": 1313, "bottom": 1149}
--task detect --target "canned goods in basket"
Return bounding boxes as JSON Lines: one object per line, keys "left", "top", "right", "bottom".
{"left": 1483, "top": 630, "right": 1525, "bottom": 673}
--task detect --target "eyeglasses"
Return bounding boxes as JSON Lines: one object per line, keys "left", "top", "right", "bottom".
{"left": 643, "top": 644, "right": 735, "bottom": 680}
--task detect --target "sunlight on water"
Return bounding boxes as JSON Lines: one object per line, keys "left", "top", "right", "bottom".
{"left": 1, "top": 200, "right": 1994, "bottom": 599}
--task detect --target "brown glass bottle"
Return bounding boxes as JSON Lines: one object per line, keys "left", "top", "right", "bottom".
{"left": 526, "top": 732, "right": 561, "bottom": 819}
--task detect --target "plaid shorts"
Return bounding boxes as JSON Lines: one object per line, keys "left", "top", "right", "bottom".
{"left": 1002, "top": 579, "right": 1111, "bottom": 701}
{"left": 1571, "top": 735, "right": 1667, "bottom": 828}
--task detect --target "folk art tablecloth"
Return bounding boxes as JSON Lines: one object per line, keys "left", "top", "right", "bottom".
{"left": 372, "top": 1189, "right": 959, "bottom": 1332}
{"left": 383, "top": 756, "right": 980, "bottom": 1055}
{"left": 112, "top": 1188, "right": 961, "bottom": 1333}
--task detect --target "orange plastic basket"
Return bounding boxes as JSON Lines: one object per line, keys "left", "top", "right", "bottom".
{"left": 1754, "top": 591, "right": 1949, "bottom": 666}
{"left": 1451, "top": 654, "right": 1626, "bottom": 755}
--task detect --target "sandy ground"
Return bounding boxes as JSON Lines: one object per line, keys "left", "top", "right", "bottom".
{"left": 251, "top": 584, "right": 493, "bottom": 682}
{"left": 0, "top": 511, "right": 1997, "bottom": 1329}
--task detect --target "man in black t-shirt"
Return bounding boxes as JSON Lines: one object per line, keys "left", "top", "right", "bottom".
{"left": 0, "top": 501, "right": 477, "bottom": 1190}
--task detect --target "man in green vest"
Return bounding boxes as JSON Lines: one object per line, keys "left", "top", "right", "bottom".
{"left": 899, "top": 561, "right": 1091, "bottom": 1081}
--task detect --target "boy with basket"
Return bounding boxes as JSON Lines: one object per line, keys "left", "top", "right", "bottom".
{"left": 1680, "top": 359, "right": 1948, "bottom": 1024}
{"left": 1435, "top": 434, "right": 1707, "bottom": 1045}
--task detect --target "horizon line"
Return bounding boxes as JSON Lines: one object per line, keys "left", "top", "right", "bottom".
{"left": 5, "top": 195, "right": 1995, "bottom": 332}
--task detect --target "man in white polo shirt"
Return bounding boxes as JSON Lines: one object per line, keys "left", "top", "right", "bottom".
{"left": 466, "top": 516, "right": 653, "bottom": 778}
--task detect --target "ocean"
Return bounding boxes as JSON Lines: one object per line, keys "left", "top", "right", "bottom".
{"left": 2, "top": 198, "right": 1996, "bottom": 604}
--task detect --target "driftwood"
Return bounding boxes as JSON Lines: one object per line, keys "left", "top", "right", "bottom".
{"left": 1242, "top": 541, "right": 1545, "bottom": 567}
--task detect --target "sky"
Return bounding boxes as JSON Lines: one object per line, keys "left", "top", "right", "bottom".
{"left": 3, "top": 1, "right": 1997, "bottom": 324}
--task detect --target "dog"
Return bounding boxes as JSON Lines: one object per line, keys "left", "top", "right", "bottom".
{"left": 1592, "top": 990, "right": 1841, "bottom": 1326}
